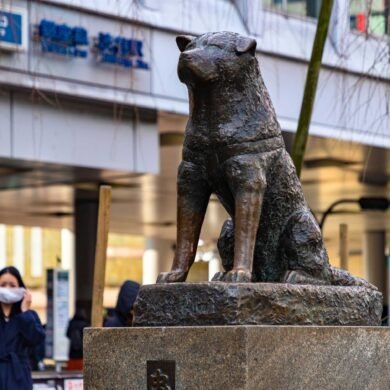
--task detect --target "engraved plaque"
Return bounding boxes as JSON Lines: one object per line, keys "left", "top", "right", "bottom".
{"left": 147, "top": 360, "right": 175, "bottom": 390}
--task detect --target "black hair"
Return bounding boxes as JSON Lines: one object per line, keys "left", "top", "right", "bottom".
{"left": 0, "top": 266, "right": 26, "bottom": 318}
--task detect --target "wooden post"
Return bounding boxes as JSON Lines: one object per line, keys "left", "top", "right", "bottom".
{"left": 339, "top": 223, "right": 348, "bottom": 271}
{"left": 91, "top": 185, "right": 112, "bottom": 327}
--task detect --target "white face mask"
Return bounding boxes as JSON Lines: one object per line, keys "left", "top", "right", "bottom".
{"left": 0, "top": 287, "right": 25, "bottom": 304}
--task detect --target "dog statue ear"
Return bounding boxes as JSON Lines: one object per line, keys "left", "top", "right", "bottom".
{"left": 176, "top": 36, "right": 193, "bottom": 52}
{"left": 236, "top": 37, "right": 257, "bottom": 56}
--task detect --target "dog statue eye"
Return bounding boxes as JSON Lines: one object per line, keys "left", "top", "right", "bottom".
{"left": 208, "top": 44, "right": 222, "bottom": 50}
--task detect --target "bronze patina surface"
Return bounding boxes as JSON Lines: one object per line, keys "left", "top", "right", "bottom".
{"left": 133, "top": 282, "right": 382, "bottom": 326}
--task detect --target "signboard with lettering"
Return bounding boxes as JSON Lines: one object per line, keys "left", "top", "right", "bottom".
{"left": 0, "top": 7, "right": 27, "bottom": 51}
{"left": 64, "top": 379, "right": 84, "bottom": 390}
{"left": 32, "top": 375, "right": 83, "bottom": 389}
{"left": 38, "top": 19, "right": 88, "bottom": 58}
{"left": 36, "top": 18, "right": 150, "bottom": 71}
{"left": 30, "top": 2, "right": 152, "bottom": 93}
{"left": 94, "top": 32, "right": 149, "bottom": 69}
{"left": 45, "top": 269, "right": 69, "bottom": 361}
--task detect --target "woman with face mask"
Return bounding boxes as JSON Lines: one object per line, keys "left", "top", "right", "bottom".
{"left": 0, "top": 266, "right": 45, "bottom": 389}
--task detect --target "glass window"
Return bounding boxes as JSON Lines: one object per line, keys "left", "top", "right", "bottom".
{"left": 263, "top": 0, "right": 322, "bottom": 18}
{"left": 350, "top": 0, "right": 388, "bottom": 35}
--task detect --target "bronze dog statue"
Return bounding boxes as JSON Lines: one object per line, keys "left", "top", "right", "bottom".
{"left": 157, "top": 32, "right": 373, "bottom": 288}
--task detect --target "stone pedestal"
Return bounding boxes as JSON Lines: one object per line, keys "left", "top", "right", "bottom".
{"left": 84, "top": 326, "right": 390, "bottom": 389}
{"left": 133, "top": 282, "right": 383, "bottom": 326}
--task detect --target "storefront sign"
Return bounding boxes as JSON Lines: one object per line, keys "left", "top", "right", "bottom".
{"left": 94, "top": 32, "right": 149, "bottom": 69}
{"left": 37, "top": 18, "right": 150, "bottom": 70}
{"left": 0, "top": 7, "right": 27, "bottom": 51}
{"left": 38, "top": 19, "right": 88, "bottom": 57}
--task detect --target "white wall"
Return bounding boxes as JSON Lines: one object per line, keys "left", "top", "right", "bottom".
{"left": 0, "top": 92, "right": 159, "bottom": 173}
{"left": 261, "top": 56, "right": 390, "bottom": 148}
{"left": 0, "top": 94, "right": 11, "bottom": 158}
{"left": 0, "top": 0, "right": 388, "bottom": 151}
{"left": 42, "top": 0, "right": 247, "bottom": 36}
{"left": 36, "top": 0, "right": 387, "bottom": 77}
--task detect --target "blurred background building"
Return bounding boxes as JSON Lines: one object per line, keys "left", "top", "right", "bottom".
{"left": 0, "top": 0, "right": 388, "bottom": 325}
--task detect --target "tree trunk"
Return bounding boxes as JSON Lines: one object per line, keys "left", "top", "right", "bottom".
{"left": 292, "top": 0, "right": 335, "bottom": 177}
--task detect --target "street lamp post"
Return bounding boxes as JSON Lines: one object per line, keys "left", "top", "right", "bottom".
{"left": 319, "top": 197, "right": 389, "bottom": 231}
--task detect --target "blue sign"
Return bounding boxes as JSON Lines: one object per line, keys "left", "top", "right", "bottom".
{"left": 0, "top": 10, "right": 22, "bottom": 47}
{"left": 36, "top": 19, "right": 150, "bottom": 71}
{"left": 94, "top": 32, "right": 149, "bottom": 70}
{"left": 39, "top": 19, "right": 88, "bottom": 58}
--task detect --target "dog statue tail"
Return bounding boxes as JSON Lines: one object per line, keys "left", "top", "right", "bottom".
{"left": 283, "top": 267, "right": 377, "bottom": 290}
{"left": 329, "top": 267, "right": 377, "bottom": 289}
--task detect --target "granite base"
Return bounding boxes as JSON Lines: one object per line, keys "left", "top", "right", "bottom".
{"left": 84, "top": 326, "right": 390, "bottom": 390}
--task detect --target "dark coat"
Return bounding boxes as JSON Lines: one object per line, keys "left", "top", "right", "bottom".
{"left": 104, "top": 280, "right": 140, "bottom": 327}
{"left": 66, "top": 314, "right": 89, "bottom": 359}
{"left": 0, "top": 310, "right": 45, "bottom": 390}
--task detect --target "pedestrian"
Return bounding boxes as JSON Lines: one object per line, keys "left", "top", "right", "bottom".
{"left": 66, "top": 302, "right": 89, "bottom": 370}
{"left": 0, "top": 266, "right": 45, "bottom": 389}
{"left": 104, "top": 280, "right": 140, "bottom": 327}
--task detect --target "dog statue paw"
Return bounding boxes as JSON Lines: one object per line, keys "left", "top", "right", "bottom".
{"left": 222, "top": 270, "right": 252, "bottom": 283}
{"left": 156, "top": 270, "right": 188, "bottom": 283}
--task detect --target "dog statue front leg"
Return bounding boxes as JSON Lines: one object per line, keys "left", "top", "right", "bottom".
{"left": 157, "top": 161, "right": 211, "bottom": 283}
{"left": 223, "top": 190, "right": 263, "bottom": 282}
{"left": 223, "top": 157, "right": 266, "bottom": 283}
{"left": 156, "top": 206, "right": 207, "bottom": 283}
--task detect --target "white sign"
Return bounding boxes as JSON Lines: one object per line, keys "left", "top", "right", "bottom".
{"left": 46, "top": 269, "right": 70, "bottom": 361}
{"left": 64, "top": 379, "right": 84, "bottom": 390}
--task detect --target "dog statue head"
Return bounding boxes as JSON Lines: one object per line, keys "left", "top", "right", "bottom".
{"left": 177, "top": 32, "right": 258, "bottom": 87}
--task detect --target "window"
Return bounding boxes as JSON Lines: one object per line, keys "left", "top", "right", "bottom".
{"left": 350, "top": 0, "right": 388, "bottom": 35}
{"left": 263, "top": 0, "right": 322, "bottom": 18}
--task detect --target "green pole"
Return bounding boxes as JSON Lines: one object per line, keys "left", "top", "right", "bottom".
{"left": 292, "top": 0, "right": 335, "bottom": 177}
